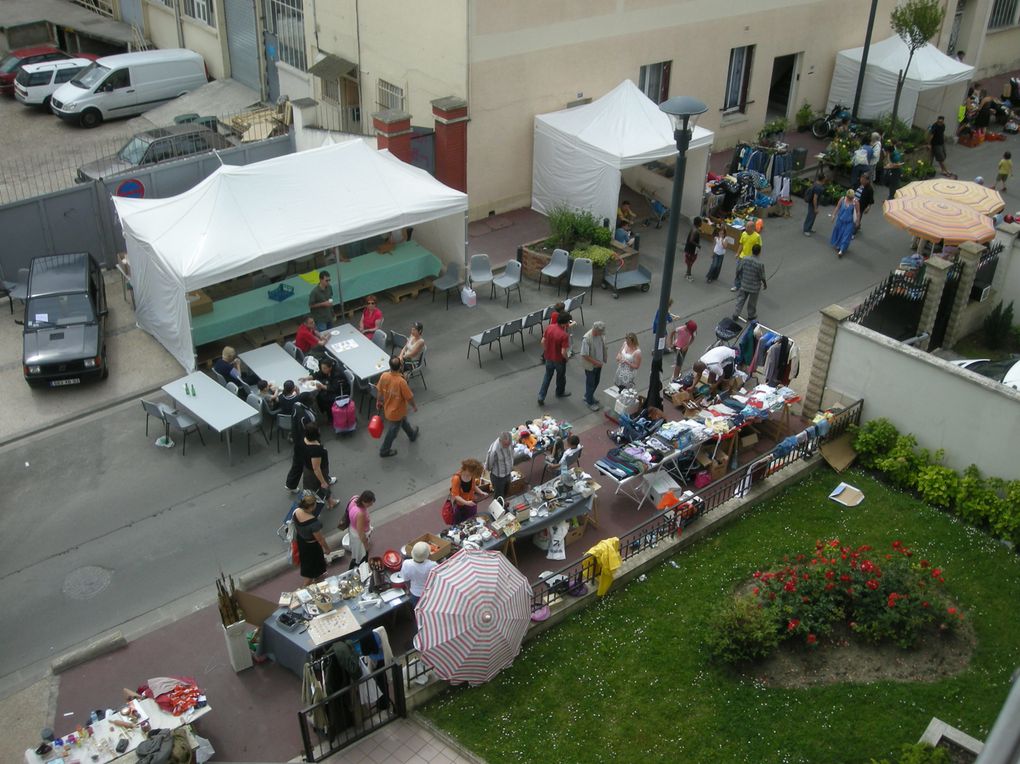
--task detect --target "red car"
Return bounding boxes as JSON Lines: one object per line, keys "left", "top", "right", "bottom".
{"left": 0, "top": 45, "right": 84, "bottom": 96}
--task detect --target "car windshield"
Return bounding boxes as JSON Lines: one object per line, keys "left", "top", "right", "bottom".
{"left": 117, "top": 135, "right": 152, "bottom": 165}
{"left": 968, "top": 358, "right": 1018, "bottom": 382}
{"left": 70, "top": 62, "right": 109, "bottom": 89}
{"left": 26, "top": 294, "right": 95, "bottom": 328}
{"left": 0, "top": 54, "right": 24, "bottom": 74}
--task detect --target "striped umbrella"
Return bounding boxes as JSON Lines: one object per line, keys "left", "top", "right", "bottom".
{"left": 413, "top": 549, "right": 531, "bottom": 686}
{"left": 882, "top": 197, "right": 996, "bottom": 245}
{"left": 895, "top": 179, "right": 1005, "bottom": 216}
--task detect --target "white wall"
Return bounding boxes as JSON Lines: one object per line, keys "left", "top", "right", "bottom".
{"left": 825, "top": 321, "right": 1020, "bottom": 480}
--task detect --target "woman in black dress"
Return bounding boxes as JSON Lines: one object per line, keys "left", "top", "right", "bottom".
{"left": 301, "top": 423, "right": 337, "bottom": 507}
{"left": 293, "top": 493, "right": 331, "bottom": 585}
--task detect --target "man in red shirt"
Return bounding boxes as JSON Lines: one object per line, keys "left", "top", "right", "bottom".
{"left": 538, "top": 312, "right": 572, "bottom": 405}
{"left": 294, "top": 315, "right": 326, "bottom": 355}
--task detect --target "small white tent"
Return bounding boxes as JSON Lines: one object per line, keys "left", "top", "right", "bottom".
{"left": 114, "top": 139, "right": 468, "bottom": 370}
{"left": 827, "top": 36, "right": 974, "bottom": 126}
{"left": 531, "top": 80, "right": 714, "bottom": 226}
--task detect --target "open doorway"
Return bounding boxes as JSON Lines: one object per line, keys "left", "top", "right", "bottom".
{"left": 767, "top": 53, "right": 799, "bottom": 121}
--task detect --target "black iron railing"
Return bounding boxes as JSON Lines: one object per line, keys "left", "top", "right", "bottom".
{"left": 298, "top": 663, "right": 406, "bottom": 762}
{"left": 529, "top": 400, "right": 864, "bottom": 610}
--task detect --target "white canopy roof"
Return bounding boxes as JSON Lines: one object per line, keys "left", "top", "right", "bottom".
{"left": 827, "top": 36, "right": 974, "bottom": 123}
{"left": 532, "top": 80, "right": 713, "bottom": 225}
{"left": 114, "top": 139, "right": 468, "bottom": 369}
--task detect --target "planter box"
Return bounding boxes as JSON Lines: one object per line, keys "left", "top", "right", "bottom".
{"left": 520, "top": 238, "right": 639, "bottom": 286}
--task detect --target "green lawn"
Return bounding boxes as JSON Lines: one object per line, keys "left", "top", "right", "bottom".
{"left": 421, "top": 468, "right": 1020, "bottom": 763}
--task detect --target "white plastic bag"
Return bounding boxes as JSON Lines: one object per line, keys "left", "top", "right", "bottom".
{"left": 461, "top": 286, "right": 477, "bottom": 307}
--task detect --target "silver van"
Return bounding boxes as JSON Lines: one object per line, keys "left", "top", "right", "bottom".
{"left": 14, "top": 58, "right": 94, "bottom": 108}
{"left": 50, "top": 49, "right": 207, "bottom": 128}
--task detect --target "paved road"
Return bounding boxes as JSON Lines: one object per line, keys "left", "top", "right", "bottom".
{"left": 0, "top": 133, "right": 1012, "bottom": 689}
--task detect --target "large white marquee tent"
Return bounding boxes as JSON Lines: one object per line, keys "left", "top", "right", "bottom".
{"left": 531, "top": 80, "right": 714, "bottom": 226}
{"left": 826, "top": 36, "right": 974, "bottom": 127}
{"left": 114, "top": 139, "right": 468, "bottom": 370}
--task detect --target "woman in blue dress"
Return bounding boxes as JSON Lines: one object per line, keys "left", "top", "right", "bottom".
{"left": 829, "top": 189, "right": 860, "bottom": 258}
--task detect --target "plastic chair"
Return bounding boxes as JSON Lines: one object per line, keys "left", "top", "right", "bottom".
{"left": 539, "top": 249, "right": 569, "bottom": 293}
{"left": 492, "top": 260, "right": 523, "bottom": 308}
{"left": 164, "top": 410, "right": 205, "bottom": 456}
{"left": 141, "top": 399, "right": 174, "bottom": 440}
{"left": 500, "top": 317, "right": 525, "bottom": 351}
{"left": 431, "top": 263, "right": 463, "bottom": 309}
{"left": 226, "top": 381, "right": 240, "bottom": 397}
{"left": 522, "top": 309, "right": 544, "bottom": 339}
{"left": 541, "top": 444, "right": 584, "bottom": 483}
{"left": 467, "top": 326, "right": 503, "bottom": 366}
{"left": 389, "top": 331, "right": 408, "bottom": 353}
{"left": 210, "top": 368, "right": 228, "bottom": 386}
{"left": 234, "top": 393, "right": 271, "bottom": 455}
{"left": 569, "top": 258, "right": 594, "bottom": 305}
{"left": 405, "top": 346, "right": 427, "bottom": 390}
{"left": 371, "top": 330, "right": 388, "bottom": 350}
{"left": 284, "top": 341, "right": 304, "bottom": 363}
{"left": 468, "top": 254, "right": 494, "bottom": 295}
{"left": 1, "top": 268, "right": 29, "bottom": 314}
{"left": 565, "top": 292, "right": 586, "bottom": 326}
{"left": 275, "top": 412, "right": 293, "bottom": 453}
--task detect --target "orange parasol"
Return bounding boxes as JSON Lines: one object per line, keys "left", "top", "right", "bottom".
{"left": 894, "top": 179, "right": 1005, "bottom": 216}
{"left": 882, "top": 197, "right": 996, "bottom": 245}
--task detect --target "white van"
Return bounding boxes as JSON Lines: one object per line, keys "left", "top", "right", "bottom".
{"left": 14, "top": 58, "right": 94, "bottom": 108}
{"left": 50, "top": 49, "right": 207, "bottom": 128}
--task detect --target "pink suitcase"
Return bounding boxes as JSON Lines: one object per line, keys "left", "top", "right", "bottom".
{"left": 331, "top": 396, "right": 357, "bottom": 435}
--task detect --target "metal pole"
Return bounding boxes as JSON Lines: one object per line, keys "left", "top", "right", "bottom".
{"left": 852, "top": 0, "right": 880, "bottom": 121}
{"left": 646, "top": 124, "right": 689, "bottom": 410}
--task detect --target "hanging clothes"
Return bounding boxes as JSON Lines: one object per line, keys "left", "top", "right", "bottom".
{"left": 583, "top": 538, "right": 622, "bottom": 596}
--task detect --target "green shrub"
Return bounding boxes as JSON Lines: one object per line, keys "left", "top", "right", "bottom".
{"left": 875, "top": 434, "right": 929, "bottom": 490}
{"left": 570, "top": 245, "right": 616, "bottom": 268}
{"left": 916, "top": 452, "right": 958, "bottom": 509}
{"left": 956, "top": 465, "right": 999, "bottom": 526}
{"left": 852, "top": 418, "right": 900, "bottom": 468}
{"left": 545, "top": 205, "right": 608, "bottom": 251}
{"left": 871, "top": 742, "right": 951, "bottom": 764}
{"left": 795, "top": 101, "right": 813, "bottom": 128}
{"left": 591, "top": 225, "right": 612, "bottom": 246}
{"left": 705, "top": 594, "right": 780, "bottom": 664}
{"left": 982, "top": 300, "right": 1015, "bottom": 350}
{"left": 992, "top": 480, "right": 1020, "bottom": 546}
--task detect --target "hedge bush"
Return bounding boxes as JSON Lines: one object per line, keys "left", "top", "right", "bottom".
{"left": 851, "top": 419, "right": 1020, "bottom": 546}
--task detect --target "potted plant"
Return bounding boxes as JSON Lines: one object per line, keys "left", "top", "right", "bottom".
{"left": 520, "top": 205, "right": 637, "bottom": 281}
{"left": 758, "top": 117, "right": 788, "bottom": 145}
{"left": 795, "top": 101, "right": 813, "bottom": 132}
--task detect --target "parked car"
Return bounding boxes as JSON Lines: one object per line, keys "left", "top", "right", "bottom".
{"left": 50, "top": 48, "right": 207, "bottom": 128}
{"left": 952, "top": 357, "right": 1020, "bottom": 391}
{"left": 76, "top": 123, "right": 233, "bottom": 182}
{"left": 0, "top": 45, "right": 74, "bottom": 95}
{"left": 14, "top": 58, "right": 95, "bottom": 109}
{"left": 18, "top": 253, "right": 108, "bottom": 388}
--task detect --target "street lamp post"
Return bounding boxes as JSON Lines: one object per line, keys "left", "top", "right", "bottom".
{"left": 646, "top": 96, "right": 708, "bottom": 411}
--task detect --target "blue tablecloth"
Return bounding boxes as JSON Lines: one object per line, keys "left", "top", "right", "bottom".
{"left": 191, "top": 241, "right": 442, "bottom": 346}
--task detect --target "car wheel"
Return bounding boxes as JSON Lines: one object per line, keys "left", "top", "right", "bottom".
{"left": 41, "top": 96, "right": 51, "bottom": 111}
{"left": 80, "top": 109, "right": 102, "bottom": 128}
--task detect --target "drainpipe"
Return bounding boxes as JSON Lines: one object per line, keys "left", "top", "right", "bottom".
{"left": 173, "top": 0, "right": 185, "bottom": 48}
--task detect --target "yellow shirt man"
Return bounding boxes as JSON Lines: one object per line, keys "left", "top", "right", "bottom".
{"left": 739, "top": 230, "right": 761, "bottom": 259}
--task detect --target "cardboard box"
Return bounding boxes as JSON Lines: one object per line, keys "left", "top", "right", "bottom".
{"left": 740, "top": 432, "right": 759, "bottom": 449}
{"left": 565, "top": 522, "right": 586, "bottom": 546}
{"left": 696, "top": 451, "right": 730, "bottom": 481}
{"left": 404, "top": 533, "right": 451, "bottom": 561}
{"left": 187, "top": 289, "right": 213, "bottom": 316}
{"left": 668, "top": 390, "right": 691, "bottom": 406}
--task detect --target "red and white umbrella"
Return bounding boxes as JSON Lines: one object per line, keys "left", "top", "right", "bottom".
{"left": 413, "top": 549, "right": 531, "bottom": 686}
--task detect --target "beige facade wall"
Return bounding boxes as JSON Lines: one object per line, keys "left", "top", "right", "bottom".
{"left": 309, "top": 0, "right": 467, "bottom": 130}
{"left": 466, "top": 0, "right": 897, "bottom": 220}
{"left": 978, "top": 25, "right": 1020, "bottom": 77}
{"left": 143, "top": 2, "right": 227, "bottom": 80}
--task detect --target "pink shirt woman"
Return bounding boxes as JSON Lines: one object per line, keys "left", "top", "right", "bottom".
{"left": 359, "top": 296, "right": 384, "bottom": 338}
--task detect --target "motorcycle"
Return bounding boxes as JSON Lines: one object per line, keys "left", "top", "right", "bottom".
{"left": 812, "top": 104, "right": 852, "bottom": 139}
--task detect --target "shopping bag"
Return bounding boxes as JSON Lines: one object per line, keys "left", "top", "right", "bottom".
{"left": 460, "top": 286, "right": 477, "bottom": 307}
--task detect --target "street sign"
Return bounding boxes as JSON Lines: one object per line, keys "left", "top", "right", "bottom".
{"left": 115, "top": 178, "right": 145, "bottom": 198}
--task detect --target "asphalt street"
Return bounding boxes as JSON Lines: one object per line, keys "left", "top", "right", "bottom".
{"left": 0, "top": 133, "right": 1013, "bottom": 693}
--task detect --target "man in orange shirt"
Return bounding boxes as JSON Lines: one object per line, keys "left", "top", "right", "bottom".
{"left": 538, "top": 311, "right": 572, "bottom": 405}
{"left": 376, "top": 356, "right": 419, "bottom": 457}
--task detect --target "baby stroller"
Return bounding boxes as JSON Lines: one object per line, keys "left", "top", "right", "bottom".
{"left": 713, "top": 316, "right": 744, "bottom": 345}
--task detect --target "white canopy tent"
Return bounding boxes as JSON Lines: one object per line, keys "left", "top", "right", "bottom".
{"left": 827, "top": 36, "right": 974, "bottom": 127}
{"left": 532, "top": 80, "right": 714, "bottom": 226}
{"left": 113, "top": 139, "right": 468, "bottom": 370}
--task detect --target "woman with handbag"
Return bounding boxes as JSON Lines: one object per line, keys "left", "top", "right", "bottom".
{"left": 293, "top": 493, "right": 331, "bottom": 585}
{"left": 446, "top": 458, "right": 489, "bottom": 524}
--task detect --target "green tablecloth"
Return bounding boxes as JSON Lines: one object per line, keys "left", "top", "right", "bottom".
{"left": 190, "top": 242, "right": 442, "bottom": 346}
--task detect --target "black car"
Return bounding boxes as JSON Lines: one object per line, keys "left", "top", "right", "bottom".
{"left": 19, "top": 253, "right": 108, "bottom": 387}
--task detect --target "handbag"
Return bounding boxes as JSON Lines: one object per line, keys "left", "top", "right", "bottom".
{"left": 441, "top": 497, "right": 455, "bottom": 526}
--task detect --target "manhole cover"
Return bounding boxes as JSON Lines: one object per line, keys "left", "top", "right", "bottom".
{"left": 62, "top": 566, "right": 112, "bottom": 600}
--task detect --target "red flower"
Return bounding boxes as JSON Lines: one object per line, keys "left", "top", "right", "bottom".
{"left": 828, "top": 539, "right": 840, "bottom": 548}
{"left": 947, "top": 607, "right": 957, "bottom": 615}
{"left": 825, "top": 583, "right": 835, "bottom": 591}
{"left": 806, "top": 634, "right": 817, "bottom": 645}
{"left": 802, "top": 573, "right": 810, "bottom": 581}
{"left": 784, "top": 581, "right": 796, "bottom": 592}
{"left": 752, "top": 587, "right": 760, "bottom": 595}
{"left": 866, "top": 579, "right": 879, "bottom": 590}
{"left": 922, "top": 601, "right": 930, "bottom": 608}
{"left": 840, "top": 574, "right": 851, "bottom": 582}
{"left": 932, "top": 568, "right": 943, "bottom": 578}
{"left": 825, "top": 570, "right": 835, "bottom": 580}
{"left": 787, "top": 619, "right": 800, "bottom": 632}
{"left": 802, "top": 595, "right": 810, "bottom": 604}
{"left": 892, "top": 540, "right": 902, "bottom": 548}
{"left": 920, "top": 559, "right": 929, "bottom": 568}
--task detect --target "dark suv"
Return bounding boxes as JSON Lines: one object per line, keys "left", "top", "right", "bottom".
{"left": 19, "top": 253, "right": 108, "bottom": 388}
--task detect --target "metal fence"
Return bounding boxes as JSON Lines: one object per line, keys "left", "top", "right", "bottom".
{"left": 0, "top": 107, "right": 289, "bottom": 206}
{"left": 848, "top": 270, "right": 929, "bottom": 341}
{"left": 975, "top": 240, "right": 1003, "bottom": 293}
{"left": 297, "top": 662, "right": 406, "bottom": 762}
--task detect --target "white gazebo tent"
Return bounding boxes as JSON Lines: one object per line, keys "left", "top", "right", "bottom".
{"left": 113, "top": 139, "right": 468, "bottom": 370}
{"left": 531, "top": 80, "right": 714, "bottom": 225}
{"left": 826, "top": 36, "right": 974, "bottom": 127}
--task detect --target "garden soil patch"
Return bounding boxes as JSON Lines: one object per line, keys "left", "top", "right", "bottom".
{"left": 740, "top": 620, "right": 976, "bottom": 688}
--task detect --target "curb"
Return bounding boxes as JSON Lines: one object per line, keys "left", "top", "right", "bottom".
{"left": 51, "top": 631, "right": 127, "bottom": 675}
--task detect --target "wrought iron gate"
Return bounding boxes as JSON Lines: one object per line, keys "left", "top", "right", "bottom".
{"left": 928, "top": 259, "right": 962, "bottom": 350}
{"left": 848, "top": 270, "right": 929, "bottom": 341}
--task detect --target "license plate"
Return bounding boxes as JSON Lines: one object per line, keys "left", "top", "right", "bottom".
{"left": 50, "top": 378, "right": 81, "bottom": 387}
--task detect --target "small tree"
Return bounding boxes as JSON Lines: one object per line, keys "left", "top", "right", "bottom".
{"left": 889, "top": 0, "right": 945, "bottom": 126}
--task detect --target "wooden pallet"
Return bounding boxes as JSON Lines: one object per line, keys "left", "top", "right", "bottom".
{"left": 384, "top": 277, "right": 434, "bottom": 304}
